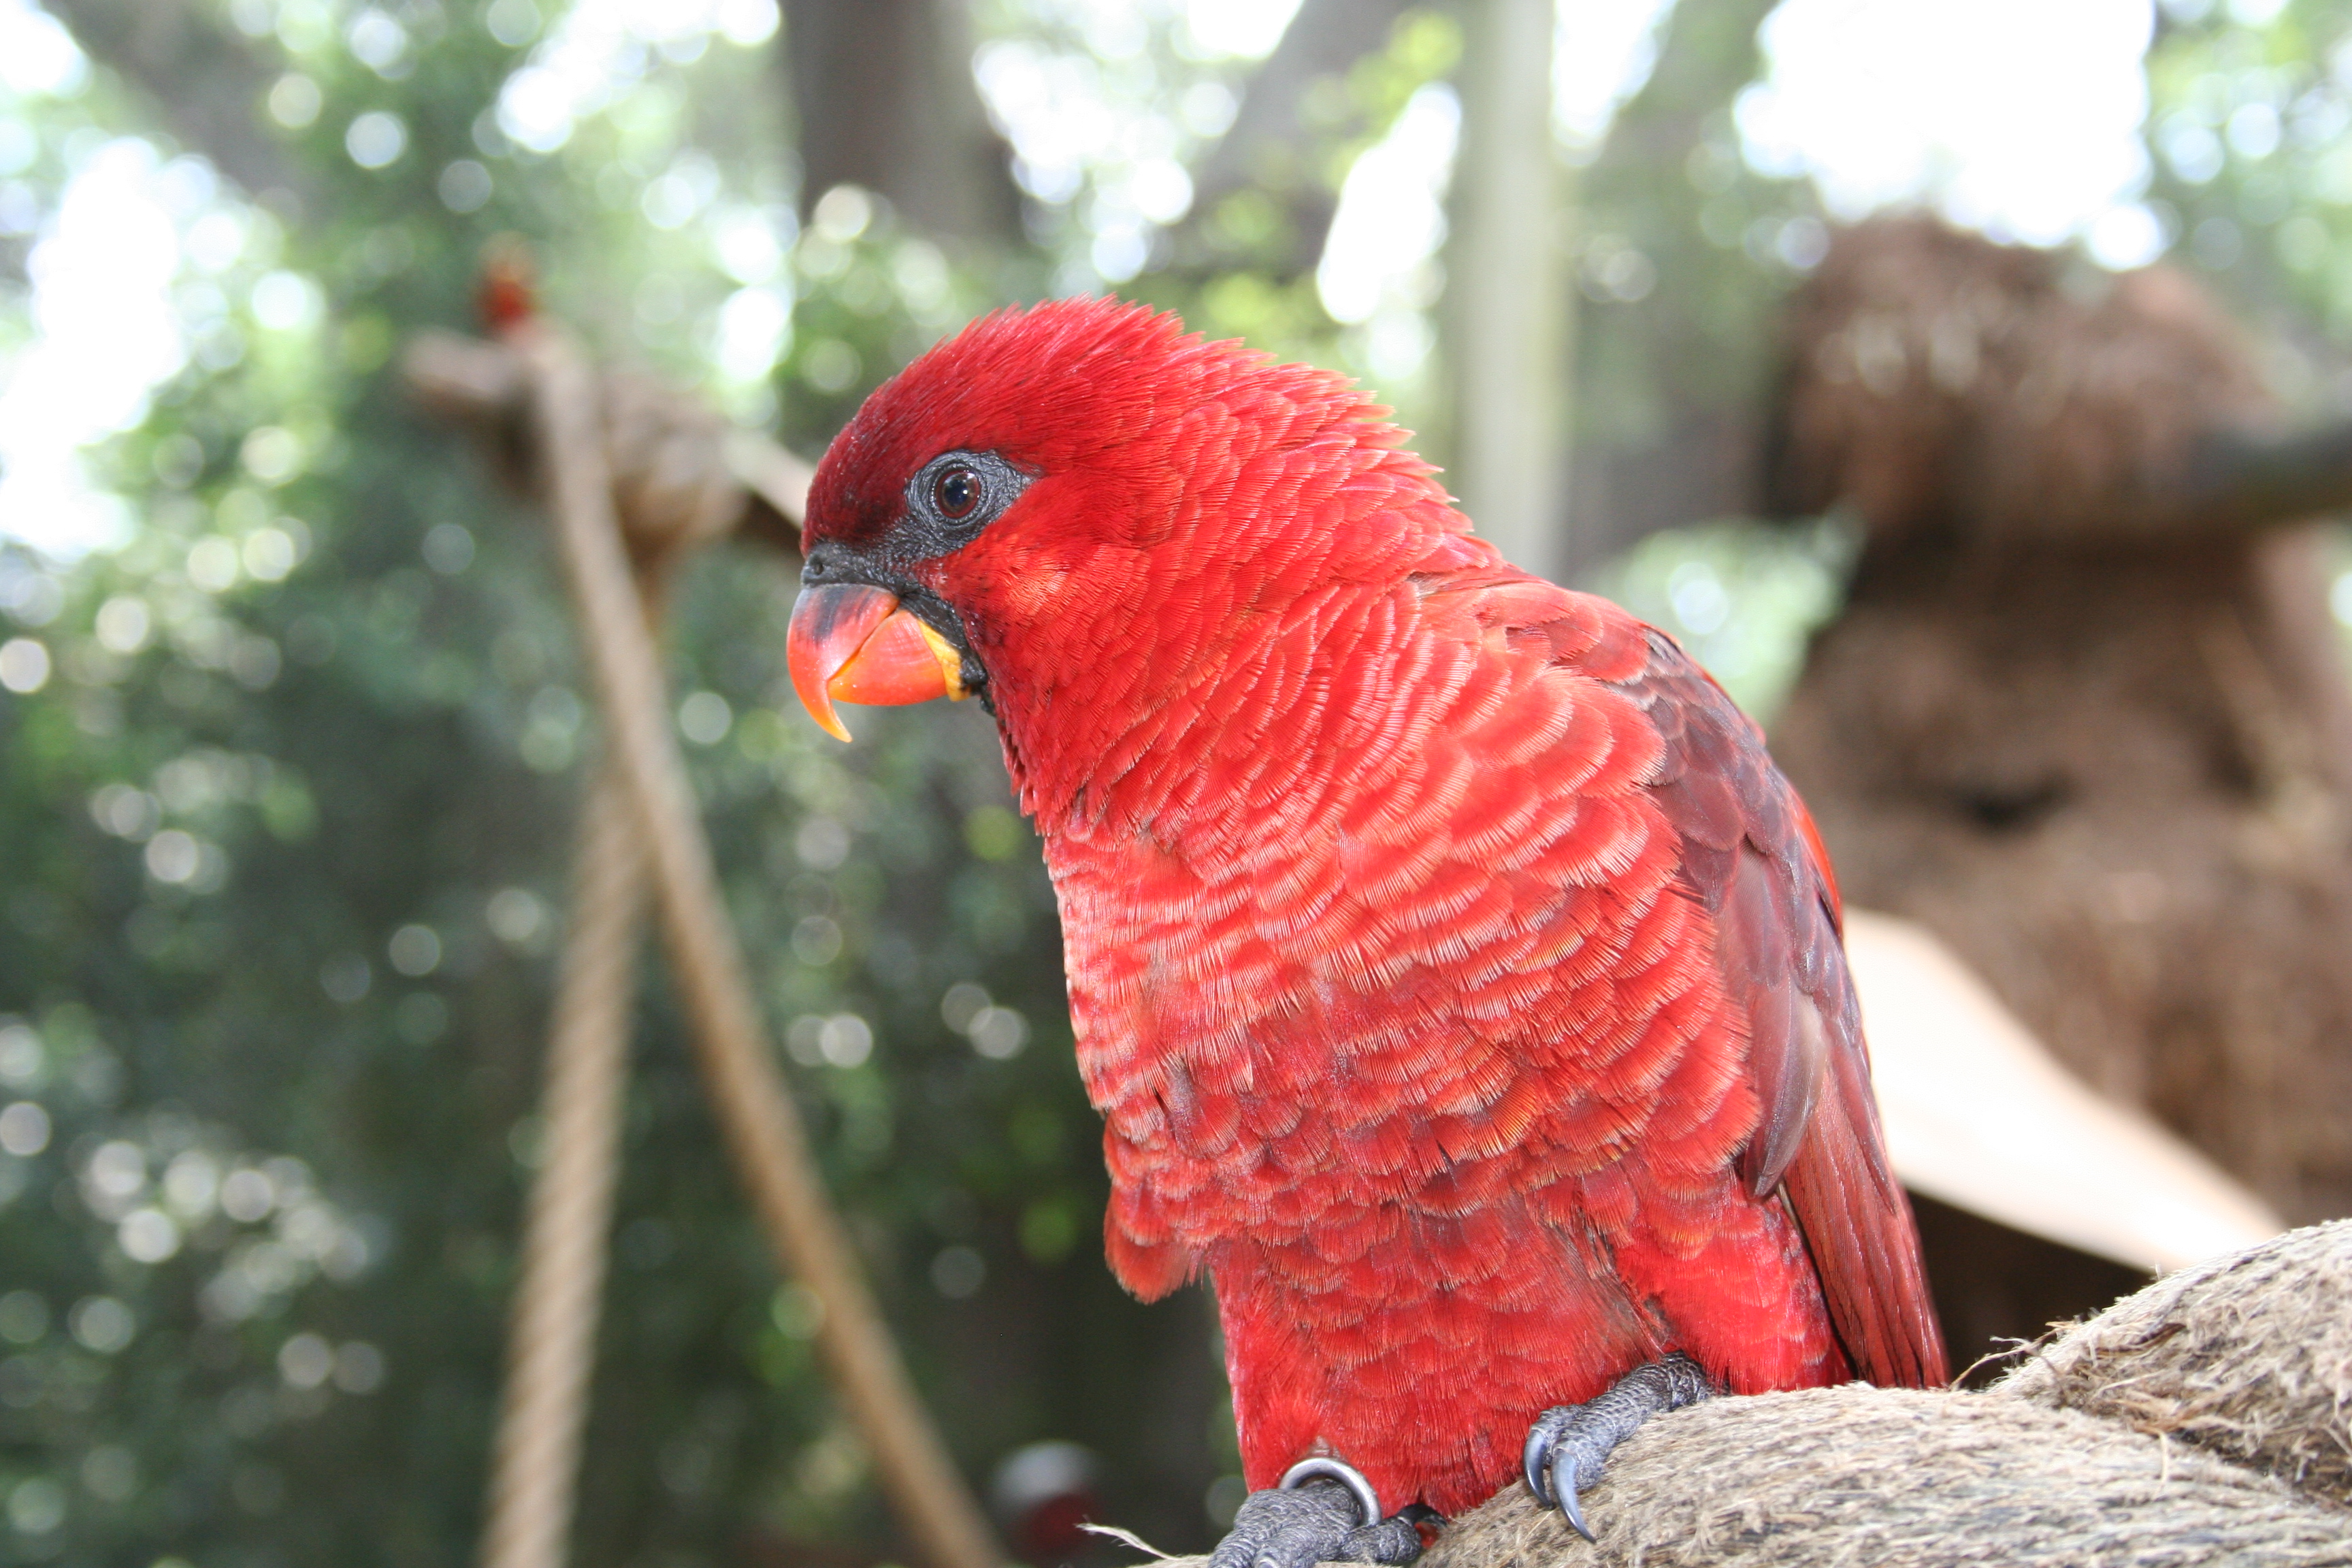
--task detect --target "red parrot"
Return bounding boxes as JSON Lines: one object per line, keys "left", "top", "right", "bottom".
{"left": 786, "top": 299, "right": 1946, "bottom": 1558}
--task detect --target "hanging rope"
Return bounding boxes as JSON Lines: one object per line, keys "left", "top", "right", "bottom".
{"left": 423, "top": 309, "right": 1002, "bottom": 1568}
{"left": 478, "top": 761, "right": 645, "bottom": 1568}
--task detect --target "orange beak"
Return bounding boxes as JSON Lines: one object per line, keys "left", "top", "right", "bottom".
{"left": 786, "top": 582, "right": 969, "bottom": 741}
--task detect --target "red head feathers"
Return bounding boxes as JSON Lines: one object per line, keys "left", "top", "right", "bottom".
{"left": 788, "top": 296, "right": 1502, "bottom": 828}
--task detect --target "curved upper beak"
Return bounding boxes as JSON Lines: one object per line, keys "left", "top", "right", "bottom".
{"left": 786, "top": 582, "right": 968, "bottom": 742}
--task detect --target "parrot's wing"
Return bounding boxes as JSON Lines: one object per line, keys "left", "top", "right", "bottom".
{"left": 1616, "top": 629, "right": 1950, "bottom": 1390}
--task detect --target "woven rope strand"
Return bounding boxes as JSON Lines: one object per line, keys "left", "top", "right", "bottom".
{"left": 479, "top": 761, "right": 644, "bottom": 1568}
{"left": 512, "top": 323, "right": 1001, "bottom": 1568}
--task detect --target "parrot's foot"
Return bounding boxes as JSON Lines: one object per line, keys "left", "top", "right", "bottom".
{"left": 1523, "top": 1354, "right": 1713, "bottom": 1541}
{"left": 1207, "top": 1458, "right": 1431, "bottom": 1568}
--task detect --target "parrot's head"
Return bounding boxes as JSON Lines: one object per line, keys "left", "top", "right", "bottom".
{"left": 785, "top": 296, "right": 1465, "bottom": 815}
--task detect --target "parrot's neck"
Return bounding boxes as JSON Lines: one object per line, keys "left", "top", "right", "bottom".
{"left": 984, "top": 497, "right": 1510, "bottom": 849}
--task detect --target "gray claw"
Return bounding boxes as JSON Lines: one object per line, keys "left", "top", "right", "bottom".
{"left": 1521, "top": 1354, "right": 1714, "bottom": 1541}
{"left": 1552, "top": 1452, "right": 1592, "bottom": 1543}
{"left": 1522, "top": 1419, "right": 1554, "bottom": 1507}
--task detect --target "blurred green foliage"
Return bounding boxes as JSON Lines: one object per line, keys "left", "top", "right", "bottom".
{"left": 0, "top": 5, "right": 1215, "bottom": 1565}
{"left": 2144, "top": 0, "right": 2352, "bottom": 377}
{"left": 2065, "top": 0, "right": 2352, "bottom": 655}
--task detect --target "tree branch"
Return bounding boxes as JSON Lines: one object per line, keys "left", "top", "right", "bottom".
{"left": 1173, "top": 0, "right": 1412, "bottom": 277}
{"left": 2174, "top": 418, "right": 2352, "bottom": 534}
{"left": 781, "top": 0, "right": 1021, "bottom": 244}
{"left": 41, "top": 0, "right": 308, "bottom": 201}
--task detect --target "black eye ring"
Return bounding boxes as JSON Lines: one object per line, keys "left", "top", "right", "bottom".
{"left": 933, "top": 466, "right": 983, "bottom": 522}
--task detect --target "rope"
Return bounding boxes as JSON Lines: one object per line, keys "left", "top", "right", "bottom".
{"left": 480, "top": 760, "right": 645, "bottom": 1568}
{"left": 487, "top": 320, "right": 1001, "bottom": 1568}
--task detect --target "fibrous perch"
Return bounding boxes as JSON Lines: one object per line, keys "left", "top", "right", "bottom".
{"left": 1139, "top": 1222, "right": 2352, "bottom": 1568}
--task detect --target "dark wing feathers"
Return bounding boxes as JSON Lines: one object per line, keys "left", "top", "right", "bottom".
{"left": 1714, "top": 851, "right": 1825, "bottom": 1195}
{"left": 1617, "top": 630, "right": 1948, "bottom": 1389}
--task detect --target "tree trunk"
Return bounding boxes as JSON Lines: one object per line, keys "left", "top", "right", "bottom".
{"left": 1442, "top": 0, "right": 1571, "bottom": 582}
{"left": 781, "top": 0, "right": 1021, "bottom": 244}
{"left": 42, "top": 0, "right": 305, "bottom": 202}
{"left": 1175, "top": 0, "right": 1414, "bottom": 277}
{"left": 1560, "top": 0, "right": 1784, "bottom": 578}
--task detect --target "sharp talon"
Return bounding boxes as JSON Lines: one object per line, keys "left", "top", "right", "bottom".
{"left": 1521, "top": 1357, "right": 1716, "bottom": 1539}
{"left": 1277, "top": 1456, "right": 1382, "bottom": 1531}
{"left": 1552, "top": 1486, "right": 1590, "bottom": 1542}
{"left": 1550, "top": 1448, "right": 1591, "bottom": 1540}
{"left": 1522, "top": 1419, "right": 1554, "bottom": 1507}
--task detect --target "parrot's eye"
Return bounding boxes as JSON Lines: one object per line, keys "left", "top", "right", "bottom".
{"left": 900, "top": 449, "right": 1032, "bottom": 557}
{"left": 934, "top": 466, "right": 982, "bottom": 521}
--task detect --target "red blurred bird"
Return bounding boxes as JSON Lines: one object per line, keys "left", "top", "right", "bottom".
{"left": 787, "top": 299, "right": 1944, "bottom": 1560}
